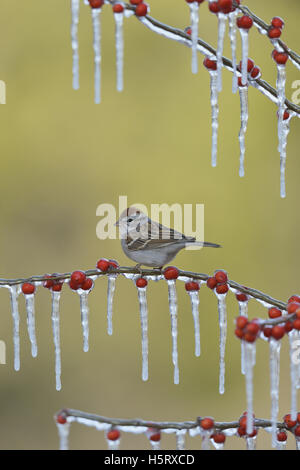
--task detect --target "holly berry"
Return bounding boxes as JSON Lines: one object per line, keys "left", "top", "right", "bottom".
{"left": 163, "top": 266, "right": 179, "bottom": 280}
{"left": 271, "top": 325, "right": 285, "bottom": 340}
{"left": 246, "top": 322, "right": 260, "bottom": 336}
{"left": 285, "top": 321, "right": 294, "bottom": 333}
{"left": 109, "top": 259, "right": 119, "bottom": 269}
{"left": 89, "top": 0, "right": 104, "bottom": 8}
{"left": 250, "top": 67, "right": 260, "bottom": 79}
{"left": 271, "top": 17, "right": 284, "bottom": 29}
{"left": 268, "top": 307, "right": 282, "bottom": 319}
{"left": 287, "top": 302, "right": 300, "bottom": 314}
{"left": 272, "top": 50, "right": 289, "bottom": 65}
{"left": 236, "top": 316, "right": 248, "bottom": 330}
{"left": 135, "top": 3, "right": 148, "bottom": 17}
{"left": 113, "top": 3, "right": 124, "bottom": 14}
{"left": 238, "top": 58, "right": 254, "bottom": 73}
{"left": 56, "top": 413, "right": 67, "bottom": 424}
{"left": 218, "top": 0, "right": 233, "bottom": 14}
{"left": 69, "top": 279, "right": 79, "bottom": 291}
{"left": 203, "top": 57, "right": 217, "bottom": 71}
{"left": 238, "top": 77, "right": 247, "bottom": 88}
{"left": 288, "top": 295, "right": 300, "bottom": 304}
{"left": 200, "top": 417, "right": 214, "bottom": 430}
{"left": 294, "top": 425, "right": 300, "bottom": 437}
{"left": 237, "top": 16, "right": 253, "bottom": 29}
{"left": 136, "top": 277, "right": 148, "bottom": 288}
{"left": 244, "top": 332, "right": 257, "bottom": 343}
{"left": 184, "top": 27, "right": 192, "bottom": 36}
{"left": 185, "top": 281, "right": 200, "bottom": 292}
{"left": 293, "top": 319, "right": 300, "bottom": 331}
{"left": 71, "top": 270, "right": 86, "bottom": 287}
{"left": 130, "top": 0, "right": 143, "bottom": 4}
{"left": 208, "top": 1, "right": 220, "bottom": 14}
{"left": 277, "top": 109, "right": 290, "bottom": 121}
{"left": 22, "top": 283, "right": 35, "bottom": 295}
{"left": 277, "top": 431, "right": 287, "bottom": 442}
{"left": 263, "top": 326, "right": 272, "bottom": 338}
{"left": 236, "top": 292, "right": 248, "bottom": 302}
{"left": 81, "top": 278, "right": 93, "bottom": 291}
{"left": 207, "top": 277, "right": 217, "bottom": 289}
{"left": 107, "top": 429, "right": 121, "bottom": 441}
{"left": 214, "top": 270, "right": 228, "bottom": 283}
{"left": 43, "top": 275, "right": 54, "bottom": 289}
{"left": 237, "top": 426, "right": 246, "bottom": 436}
{"left": 235, "top": 328, "right": 244, "bottom": 339}
{"left": 149, "top": 432, "right": 161, "bottom": 442}
{"left": 268, "top": 27, "right": 282, "bottom": 39}
{"left": 216, "top": 284, "right": 229, "bottom": 295}
{"left": 212, "top": 432, "right": 226, "bottom": 444}
{"left": 284, "top": 413, "right": 297, "bottom": 428}
{"left": 96, "top": 258, "right": 110, "bottom": 272}
{"left": 52, "top": 282, "right": 63, "bottom": 292}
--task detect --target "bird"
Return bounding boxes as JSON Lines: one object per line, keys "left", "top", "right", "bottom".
{"left": 115, "top": 206, "right": 221, "bottom": 268}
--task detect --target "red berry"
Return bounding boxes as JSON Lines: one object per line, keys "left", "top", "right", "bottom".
{"left": 238, "top": 58, "right": 254, "bottom": 73}
{"left": 185, "top": 281, "right": 200, "bottom": 292}
{"left": 246, "top": 322, "right": 260, "bottom": 336}
{"left": 235, "top": 328, "right": 244, "bottom": 339}
{"left": 96, "top": 258, "right": 110, "bottom": 272}
{"left": 293, "top": 319, "right": 300, "bottom": 330}
{"left": 207, "top": 277, "right": 217, "bottom": 289}
{"left": 113, "top": 3, "right": 124, "bottom": 14}
{"left": 271, "top": 325, "right": 285, "bottom": 340}
{"left": 287, "top": 302, "right": 300, "bottom": 314}
{"left": 272, "top": 50, "right": 288, "bottom": 65}
{"left": 288, "top": 295, "right": 300, "bottom": 304}
{"left": 135, "top": 3, "right": 148, "bottom": 17}
{"left": 237, "top": 15, "right": 253, "bottom": 29}
{"left": 277, "top": 431, "right": 287, "bottom": 442}
{"left": 89, "top": 0, "right": 104, "bottom": 9}
{"left": 208, "top": 2, "right": 220, "bottom": 14}
{"left": 244, "top": 332, "right": 257, "bottom": 343}
{"left": 236, "top": 316, "right": 248, "bottom": 329}
{"left": 271, "top": 17, "right": 284, "bottom": 29}
{"left": 52, "top": 282, "right": 63, "bottom": 292}
{"left": 214, "top": 270, "right": 228, "bottom": 283}
{"left": 107, "top": 429, "right": 120, "bottom": 441}
{"left": 250, "top": 67, "right": 260, "bottom": 79}
{"left": 71, "top": 270, "right": 86, "bottom": 287}
{"left": 212, "top": 432, "right": 226, "bottom": 444}
{"left": 285, "top": 321, "right": 294, "bottom": 333}
{"left": 163, "top": 266, "right": 179, "bottom": 280}
{"left": 136, "top": 277, "right": 148, "bottom": 288}
{"left": 281, "top": 110, "right": 290, "bottom": 121}
{"left": 238, "top": 77, "right": 248, "bottom": 87}
{"left": 56, "top": 413, "right": 67, "bottom": 424}
{"left": 284, "top": 414, "right": 297, "bottom": 428}
{"left": 237, "top": 426, "right": 246, "bottom": 436}
{"left": 247, "top": 428, "right": 257, "bottom": 438}
{"left": 296, "top": 308, "right": 300, "bottom": 319}
{"left": 216, "top": 284, "right": 229, "bottom": 295}
{"left": 184, "top": 27, "right": 192, "bottom": 36}
{"left": 43, "top": 275, "right": 54, "bottom": 289}
{"left": 109, "top": 259, "right": 119, "bottom": 269}
{"left": 297, "top": 412, "right": 300, "bottom": 423}
{"left": 69, "top": 279, "right": 79, "bottom": 291}
{"left": 22, "top": 282, "right": 35, "bottom": 295}
{"left": 268, "top": 307, "right": 282, "bottom": 319}
{"left": 200, "top": 417, "right": 214, "bottom": 430}
{"left": 186, "top": 0, "right": 205, "bottom": 3}
{"left": 236, "top": 292, "right": 248, "bottom": 302}
{"left": 130, "top": 0, "right": 143, "bottom": 4}
{"left": 81, "top": 278, "right": 93, "bottom": 291}
{"left": 295, "top": 425, "right": 300, "bottom": 437}
{"left": 268, "top": 27, "right": 282, "bottom": 39}
{"left": 218, "top": 0, "right": 233, "bottom": 14}
{"left": 203, "top": 57, "right": 217, "bottom": 71}
{"left": 263, "top": 327, "right": 273, "bottom": 338}
{"left": 149, "top": 432, "right": 161, "bottom": 442}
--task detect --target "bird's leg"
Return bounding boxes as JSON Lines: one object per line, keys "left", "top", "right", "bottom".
{"left": 134, "top": 263, "right": 143, "bottom": 275}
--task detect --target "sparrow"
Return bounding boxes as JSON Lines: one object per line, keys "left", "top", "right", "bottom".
{"left": 115, "top": 206, "right": 221, "bottom": 268}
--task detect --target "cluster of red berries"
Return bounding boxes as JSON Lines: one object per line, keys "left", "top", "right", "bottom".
{"left": 69, "top": 271, "right": 93, "bottom": 291}
{"left": 206, "top": 270, "right": 229, "bottom": 295}
{"left": 208, "top": 0, "right": 240, "bottom": 15}
{"left": 237, "top": 58, "right": 261, "bottom": 87}
{"left": 43, "top": 274, "right": 64, "bottom": 292}
{"left": 129, "top": 0, "right": 148, "bottom": 17}
{"left": 88, "top": 0, "right": 148, "bottom": 17}
{"left": 268, "top": 16, "right": 285, "bottom": 39}
{"left": 283, "top": 413, "right": 300, "bottom": 438}
{"left": 235, "top": 316, "right": 260, "bottom": 343}
{"left": 96, "top": 258, "right": 119, "bottom": 272}
{"left": 237, "top": 412, "right": 257, "bottom": 438}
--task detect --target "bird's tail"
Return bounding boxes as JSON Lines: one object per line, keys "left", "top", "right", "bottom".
{"left": 186, "top": 240, "right": 221, "bottom": 248}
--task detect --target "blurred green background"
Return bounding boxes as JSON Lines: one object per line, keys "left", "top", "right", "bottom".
{"left": 0, "top": 0, "right": 299, "bottom": 450}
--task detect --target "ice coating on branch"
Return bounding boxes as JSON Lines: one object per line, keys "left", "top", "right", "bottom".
{"left": 114, "top": 10, "right": 124, "bottom": 92}
{"left": 188, "top": 291, "right": 200, "bottom": 357}
{"left": 91, "top": 8, "right": 102, "bottom": 103}
{"left": 228, "top": 10, "right": 238, "bottom": 93}
{"left": 239, "top": 28, "right": 249, "bottom": 86}
{"left": 71, "top": 0, "right": 80, "bottom": 90}
{"left": 238, "top": 85, "right": 249, "bottom": 177}
{"left": 136, "top": 286, "right": 149, "bottom": 381}
{"left": 106, "top": 435, "right": 120, "bottom": 450}
{"left": 25, "top": 293, "right": 38, "bottom": 358}
{"left": 57, "top": 422, "right": 71, "bottom": 450}
{"left": 246, "top": 436, "right": 257, "bottom": 450}
{"left": 107, "top": 275, "right": 116, "bottom": 335}
{"left": 288, "top": 330, "right": 298, "bottom": 420}
{"left": 51, "top": 291, "right": 62, "bottom": 391}
{"left": 210, "top": 70, "right": 219, "bottom": 167}
{"left": 276, "top": 65, "right": 287, "bottom": 198}
{"left": 78, "top": 290, "right": 90, "bottom": 352}
{"left": 9, "top": 285, "right": 21, "bottom": 371}
{"left": 176, "top": 430, "right": 186, "bottom": 450}
{"left": 189, "top": 2, "right": 199, "bottom": 74}
{"left": 216, "top": 13, "right": 227, "bottom": 92}
{"left": 269, "top": 338, "right": 281, "bottom": 448}
{"left": 215, "top": 291, "right": 227, "bottom": 394}
{"left": 245, "top": 341, "right": 256, "bottom": 434}
{"left": 167, "top": 280, "right": 179, "bottom": 385}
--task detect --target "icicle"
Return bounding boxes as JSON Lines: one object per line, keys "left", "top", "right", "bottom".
{"left": 228, "top": 10, "right": 238, "bottom": 93}
{"left": 150, "top": 439, "right": 161, "bottom": 450}
{"left": 288, "top": 330, "right": 298, "bottom": 420}
{"left": 25, "top": 293, "right": 38, "bottom": 358}
{"left": 114, "top": 9, "right": 124, "bottom": 92}
{"left": 71, "top": 0, "right": 80, "bottom": 90}
{"left": 210, "top": 70, "right": 219, "bottom": 167}
{"left": 211, "top": 439, "right": 225, "bottom": 450}
{"left": 167, "top": 280, "right": 179, "bottom": 385}
{"left": 91, "top": 7, "right": 102, "bottom": 103}
{"left": 176, "top": 430, "right": 186, "bottom": 450}
{"left": 275, "top": 438, "right": 287, "bottom": 450}
{"left": 276, "top": 64, "right": 287, "bottom": 198}
{"left": 106, "top": 437, "right": 120, "bottom": 450}
{"left": 244, "top": 341, "right": 256, "bottom": 434}
{"left": 51, "top": 291, "right": 62, "bottom": 391}
{"left": 136, "top": 286, "right": 149, "bottom": 381}
{"left": 57, "top": 422, "right": 71, "bottom": 450}
{"left": 240, "top": 28, "right": 250, "bottom": 86}
{"left": 187, "top": 290, "right": 201, "bottom": 357}
{"left": 9, "top": 285, "right": 21, "bottom": 371}
{"left": 269, "top": 338, "right": 281, "bottom": 448}
{"left": 189, "top": 2, "right": 199, "bottom": 74}
{"left": 296, "top": 437, "right": 300, "bottom": 450}
{"left": 107, "top": 275, "right": 116, "bottom": 336}
{"left": 216, "top": 13, "right": 227, "bottom": 92}
{"left": 78, "top": 290, "right": 90, "bottom": 352}
{"left": 238, "top": 84, "right": 249, "bottom": 177}
{"left": 201, "top": 430, "right": 211, "bottom": 450}
{"left": 246, "top": 436, "right": 257, "bottom": 450}
{"left": 215, "top": 291, "right": 227, "bottom": 394}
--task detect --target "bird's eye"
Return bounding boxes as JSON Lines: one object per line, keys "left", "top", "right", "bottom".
{"left": 128, "top": 217, "right": 133, "bottom": 223}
